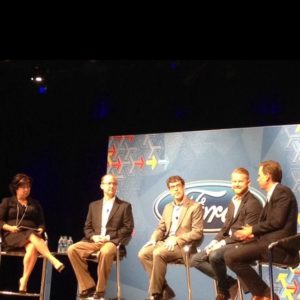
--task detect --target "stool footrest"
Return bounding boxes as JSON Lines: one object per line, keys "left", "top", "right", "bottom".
{"left": 0, "top": 290, "right": 40, "bottom": 297}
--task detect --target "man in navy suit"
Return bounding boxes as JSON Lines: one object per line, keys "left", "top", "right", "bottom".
{"left": 225, "top": 160, "right": 298, "bottom": 300}
{"left": 67, "top": 174, "right": 134, "bottom": 300}
{"left": 190, "top": 167, "right": 262, "bottom": 300}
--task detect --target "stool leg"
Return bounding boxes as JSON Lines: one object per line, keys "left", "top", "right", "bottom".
{"left": 258, "top": 262, "right": 262, "bottom": 278}
{"left": 43, "top": 258, "right": 52, "bottom": 300}
{"left": 268, "top": 249, "right": 275, "bottom": 300}
{"left": 110, "top": 247, "right": 125, "bottom": 300}
{"left": 40, "top": 256, "right": 53, "bottom": 300}
{"left": 213, "top": 279, "right": 218, "bottom": 296}
{"left": 116, "top": 244, "right": 123, "bottom": 300}
{"left": 237, "top": 279, "right": 243, "bottom": 300}
{"left": 184, "top": 250, "right": 192, "bottom": 300}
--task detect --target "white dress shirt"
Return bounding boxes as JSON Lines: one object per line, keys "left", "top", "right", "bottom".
{"left": 169, "top": 203, "right": 183, "bottom": 236}
{"left": 100, "top": 197, "right": 115, "bottom": 237}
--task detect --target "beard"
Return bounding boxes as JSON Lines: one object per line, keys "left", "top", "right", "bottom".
{"left": 233, "top": 186, "right": 248, "bottom": 197}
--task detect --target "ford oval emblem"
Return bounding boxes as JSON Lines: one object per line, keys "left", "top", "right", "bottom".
{"left": 153, "top": 180, "right": 266, "bottom": 233}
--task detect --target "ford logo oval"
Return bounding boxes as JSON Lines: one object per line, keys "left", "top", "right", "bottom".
{"left": 153, "top": 180, "right": 266, "bottom": 233}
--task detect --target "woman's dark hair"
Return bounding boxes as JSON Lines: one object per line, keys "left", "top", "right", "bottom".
{"left": 9, "top": 173, "right": 33, "bottom": 195}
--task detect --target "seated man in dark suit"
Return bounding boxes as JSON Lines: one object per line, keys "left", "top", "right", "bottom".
{"left": 67, "top": 174, "right": 134, "bottom": 300}
{"left": 225, "top": 160, "right": 298, "bottom": 300}
{"left": 191, "top": 167, "right": 262, "bottom": 300}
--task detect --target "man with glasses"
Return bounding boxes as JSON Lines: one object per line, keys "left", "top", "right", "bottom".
{"left": 67, "top": 174, "right": 134, "bottom": 300}
{"left": 138, "top": 175, "right": 203, "bottom": 300}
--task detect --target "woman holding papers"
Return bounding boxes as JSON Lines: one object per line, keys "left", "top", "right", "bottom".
{"left": 0, "top": 173, "right": 64, "bottom": 293}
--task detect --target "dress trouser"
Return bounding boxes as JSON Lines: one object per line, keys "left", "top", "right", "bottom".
{"left": 190, "top": 244, "right": 235, "bottom": 293}
{"left": 224, "top": 240, "right": 270, "bottom": 297}
{"left": 67, "top": 241, "right": 117, "bottom": 293}
{"left": 138, "top": 241, "right": 183, "bottom": 295}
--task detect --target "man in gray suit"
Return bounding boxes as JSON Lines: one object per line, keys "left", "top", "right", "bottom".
{"left": 190, "top": 167, "right": 262, "bottom": 300}
{"left": 138, "top": 175, "right": 203, "bottom": 300}
{"left": 67, "top": 174, "right": 134, "bottom": 300}
{"left": 225, "top": 160, "right": 298, "bottom": 300}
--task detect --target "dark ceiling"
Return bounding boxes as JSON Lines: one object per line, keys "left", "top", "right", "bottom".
{"left": 1, "top": 60, "right": 300, "bottom": 137}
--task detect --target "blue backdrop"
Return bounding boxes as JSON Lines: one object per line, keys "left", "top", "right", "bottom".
{"left": 104, "top": 124, "right": 300, "bottom": 300}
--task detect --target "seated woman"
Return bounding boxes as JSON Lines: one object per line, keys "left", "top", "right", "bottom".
{"left": 0, "top": 173, "right": 64, "bottom": 293}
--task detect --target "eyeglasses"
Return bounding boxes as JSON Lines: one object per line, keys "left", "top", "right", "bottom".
{"left": 169, "top": 183, "right": 183, "bottom": 190}
{"left": 101, "top": 182, "right": 117, "bottom": 186}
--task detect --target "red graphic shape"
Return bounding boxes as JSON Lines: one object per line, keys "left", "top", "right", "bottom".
{"left": 111, "top": 158, "right": 122, "bottom": 171}
{"left": 108, "top": 144, "right": 116, "bottom": 157}
{"left": 125, "top": 135, "right": 134, "bottom": 142}
{"left": 134, "top": 157, "right": 145, "bottom": 168}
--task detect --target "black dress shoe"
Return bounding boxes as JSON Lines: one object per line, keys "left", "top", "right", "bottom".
{"left": 93, "top": 291, "right": 105, "bottom": 299}
{"left": 147, "top": 294, "right": 162, "bottom": 300}
{"left": 79, "top": 286, "right": 96, "bottom": 298}
{"left": 216, "top": 291, "right": 230, "bottom": 300}
{"left": 162, "top": 284, "right": 175, "bottom": 299}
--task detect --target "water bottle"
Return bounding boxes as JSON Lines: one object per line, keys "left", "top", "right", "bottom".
{"left": 62, "top": 236, "right": 68, "bottom": 253}
{"left": 57, "top": 235, "right": 63, "bottom": 253}
{"left": 67, "top": 236, "right": 73, "bottom": 249}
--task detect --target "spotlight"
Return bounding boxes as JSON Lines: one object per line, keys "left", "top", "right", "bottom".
{"left": 30, "top": 65, "right": 48, "bottom": 85}
{"left": 31, "top": 76, "right": 44, "bottom": 83}
{"left": 30, "top": 65, "right": 48, "bottom": 94}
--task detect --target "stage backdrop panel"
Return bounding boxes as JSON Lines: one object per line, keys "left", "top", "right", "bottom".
{"left": 104, "top": 124, "right": 300, "bottom": 300}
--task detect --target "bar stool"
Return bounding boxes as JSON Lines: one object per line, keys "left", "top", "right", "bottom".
{"left": 259, "top": 233, "right": 300, "bottom": 300}
{"left": 168, "top": 245, "right": 192, "bottom": 300}
{"left": 0, "top": 233, "right": 52, "bottom": 300}
{"left": 77, "top": 243, "right": 125, "bottom": 300}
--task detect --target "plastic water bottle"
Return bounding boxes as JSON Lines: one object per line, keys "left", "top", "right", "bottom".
{"left": 67, "top": 236, "right": 73, "bottom": 249}
{"left": 57, "top": 235, "right": 64, "bottom": 253}
{"left": 62, "top": 236, "right": 68, "bottom": 253}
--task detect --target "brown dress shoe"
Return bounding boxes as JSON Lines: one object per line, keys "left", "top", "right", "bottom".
{"left": 251, "top": 295, "right": 280, "bottom": 300}
{"left": 263, "top": 295, "right": 280, "bottom": 300}
{"left": 79, "top": 286, "right": 96, "bottom": 298}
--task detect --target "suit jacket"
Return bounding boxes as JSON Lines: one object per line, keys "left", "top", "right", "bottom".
{"left": 150, "top": 196, "right": 203, "bottom": 253}
{"left": 215, "top": 191, "right": 262, "bottom": 244}
{"left": 252, "top": 183, "right": 298, "bottom": 264}
{"left": 83, "top": 197, "right": 134, "bottom": 246}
